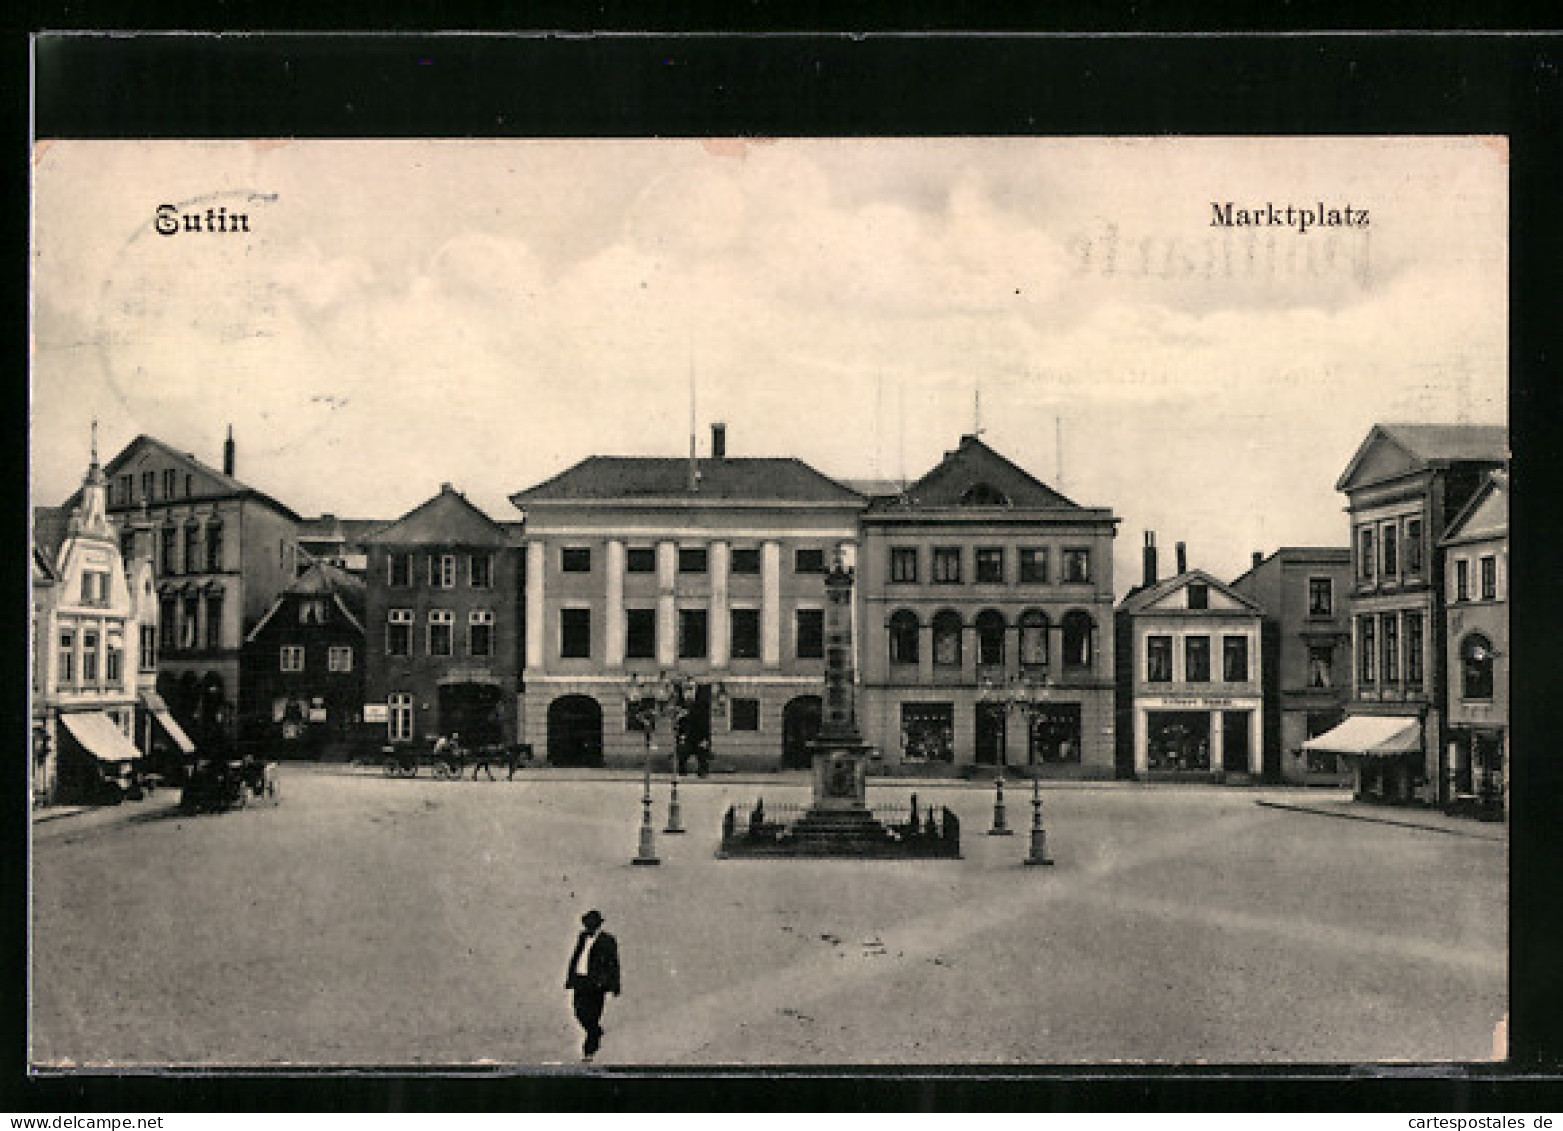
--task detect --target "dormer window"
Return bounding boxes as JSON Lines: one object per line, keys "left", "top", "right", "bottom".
{"left": 960, "top": 483, "right": 1010, "bottom": 506}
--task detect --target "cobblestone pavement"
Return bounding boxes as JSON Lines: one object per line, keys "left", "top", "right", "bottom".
{"left": 29, "top": 767, "right": 1506, "bottom": 1069}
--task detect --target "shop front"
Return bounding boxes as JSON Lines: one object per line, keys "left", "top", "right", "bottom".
{"left": 1447, "top": 725, "right": 1505, "bottom": 817}
{"left": 1134, "top": 695, "right": 1263, "bottom": 781}
{"left": 1302, "top": 712, "right": 1423, "bottom": 803}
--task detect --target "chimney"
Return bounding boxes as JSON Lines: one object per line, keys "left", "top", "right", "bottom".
{"left": 1252, "top": 550, "right": 1264, "bottom": 570}
{"left": 712, "top": 422, "right": 727, "bottom": 460}
{"left": 1175, "top": 541, "right": 1188, "bottom": 575}
{"left": 223, "top": 425, "right": 235, "bottom": 477}
{"left": 1142, "top": 531, "right": 1158, "bottom": 588}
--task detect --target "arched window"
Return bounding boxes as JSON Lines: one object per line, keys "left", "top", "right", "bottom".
{"left": 1461, "top": 633, "right": 1495, "bottom": 700}
{"left": 888, "top": 610, "right": 920, "bottom": 665}
{"left": 975, "top": 609, "right": 1006, "bottom": 667}
{"left": 960, "top": 483, "right": 1010, "bottom": 506}
{"left": 1062, "top": 611, "right": 1094, "bottom": 670}
{"left": 932, "top": 610, "right": 963, "bottom": 668}
{"left": 1020, "top": 609, "right": 1050, "bottom": 667}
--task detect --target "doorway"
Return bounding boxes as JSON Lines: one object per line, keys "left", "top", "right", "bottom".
{"left": 547, "top": 695, "right": 603, "bottom": 766}
{"left": 1222, "top": 711, "right": 1251, "bottom": 774}
{"left": 781, "top": 695, "right": 822, "bottom": 769}
{"left": 975, "top": 702, "right": 1006, "bottom": 766}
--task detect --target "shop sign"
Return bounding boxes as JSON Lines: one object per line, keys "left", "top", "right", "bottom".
{"left": 363, "top": 704, "right": 389, "bottom": 723}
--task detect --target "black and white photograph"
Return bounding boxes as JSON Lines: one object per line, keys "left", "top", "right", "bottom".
{"left": 28, "top": 130, "right": 1509, "bottom": 1072}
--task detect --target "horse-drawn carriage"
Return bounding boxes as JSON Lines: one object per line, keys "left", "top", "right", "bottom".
{"left": 179, "top": 754, "right": 280, "bottom": 814}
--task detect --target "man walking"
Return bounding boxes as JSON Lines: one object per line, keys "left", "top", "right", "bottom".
{"left": 564, "top": 909, "right": 620, "bottom": 1062}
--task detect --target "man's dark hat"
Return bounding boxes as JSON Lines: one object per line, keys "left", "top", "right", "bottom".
{"left": 582, "top": 909, "right": 604, "bottom": 927}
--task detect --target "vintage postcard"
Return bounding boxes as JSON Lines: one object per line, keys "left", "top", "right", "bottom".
{"left": 29, "top": 136, "right": 1507, "bottom": 1070}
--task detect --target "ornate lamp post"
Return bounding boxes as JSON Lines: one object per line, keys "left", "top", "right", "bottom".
{"left": 978, "top": 672, "right": 1056, "bottom": 863}
{"left": 625, "top": 672, "right": 693, "bottom": 863}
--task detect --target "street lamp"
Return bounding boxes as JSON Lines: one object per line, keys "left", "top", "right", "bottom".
{"left": 977, "top": 672, "right": 1056, "bottom": 863}
{"left": 625, "top": 672, "right": 693, "bottom": 863}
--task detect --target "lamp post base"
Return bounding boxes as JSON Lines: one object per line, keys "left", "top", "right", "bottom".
{"left": 988, "top": 775, "right": 1013, "bottom": 835}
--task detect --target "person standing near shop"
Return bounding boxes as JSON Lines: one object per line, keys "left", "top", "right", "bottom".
{"left": 564, "top": 908, "right": 620, "bottom": 1061}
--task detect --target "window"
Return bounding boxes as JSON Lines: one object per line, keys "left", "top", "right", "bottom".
{"left": 1307, "top": 644, "right": 1334, "bottom": 688}
{"left": 1481, "top": 556, "right": 1497, "bottom": 600}
{"left": 1406, "top": 518, "right": 1424, "bottom": 575}
{"left": 889, "top": 547, "right": 918, "bottom": 583}
{"left": 1147, "top": 635, "right": 1173, "bottom": 682}
{"left": 1461, "top": 634, "right": 1495, "bottom": 700}
{"left": 181, "top": 597, "right": 198, "bottom": 650}
{"left": 975, "top": 547, "right": 1005, "bottom": 584}
{"left": 470, "top": 554, "right": 492, "bottom": 589}
{"left": 1456, "top": 559, "right": 1470, "bottom": 602}
{"left": 932, "top": 611, "right": 962, "bottom": 667}
{"left": 82, "top": 630, "right": 99, "bottom": 682}
{"left": 141, "top": 471, "right": 155, "bottom": 502}
{"left": 730, "top": 547, "right": 760, "bottom": 574}
{"left": 679, "top": 546, "right": 708, "bottom": 574}
{"left": 206, "top": 595, "right": 223, "bottom": 650}
{"left": 139, "top": 624, "right": 157, "bottom": 672}
{"left": 1062, "top": 611, "right": 1094, "bottom": 670}
{"left": 625, "top": 698, "right": 657, "bottom": 733}
{"left": 1184, "top": 636, "right": 1210, "bottom": 683}
{"left": 560, "top": 608, "right": 591, "bottom": 658}
{"left": 389, "top": 693, "right": 413, "bottom": 742}
{"left": 961, "top": 483, "right": 1009, "bottom": 506}
{"left": 627, "top": 547, "right": 656, "bottom": 573}
{"left": 185, "top": 523, "right": 202, "bottom": 573}
{"left": 1186, "top": 583, "right": 1208, "bottom": 610}
{"left": 1359, "top": 616, "right": 1376, "bottom": 685}
{"left": 58, "top": 630, "right": 75, "bottom": 685}
{"left": 185, "top": 473, "right": 193, "bottom": 498}
{"left": 1020, "top": 610, "right": 1049, "bottom": 666}
{"left": 1223, "top": 636, "right": 1249, "bottom": 682}
{"left": 387, "top": 609, "right": 413, "bottom": 656}
{"left": 730, "top": 608, "right": 760, "bottom": 660}
{"left": 795, "top": 548, "right": 826, "bottom": 574}
{"left": 1019, "top": 548, "right": 1049, "bottom": 584}
{"left": 901, "top": 702, "right": 955, "bottom": 761}
{"left": 932, "top": 547, "right": 962, "bottom": 584}
{"left": 1308, "top": 577, "right": 1333, "bottom": 617}
{"left": 888, "top": 610, "right": 920, "bottom": 665}
{"left": 1358, "top": 528, "right": 1375, "bottom": 582}
{"left": 795, "top": 609, "right": 823, "bottom": 660}
{"left": 679, "top": 608, "right": 709, "bottom": 659}
{"left": 280, "top": 646, "right": 305, "bottom": 672}
{"left": 163, "top": 469, "right": 177, "bottom": 499}
{"left": 201, "top": 520, "right": 224, "bottom": 572}
{"left": 1405, "top": 614, "right": 1424, "bottom": 689}
{"left": 625, "top": 608, "right": 656, "bottom": 659}
{"left": 561, "top": 547, "right": 592, "bottom": 573}
{"left": 105, "top": 634, "right": 123, "bottom": 686}
{"left": 159, "top": 597, "right": 176, "bottom": 650}
{"left": 1381, "top": 615, "right": 1399, "bottom": 685}
{"left": 115, "top": 475, "right": 132, "bottom": 506}
{"left": 468, "top": 610, "right": 494, "bottom": 658}
{"left": 299, "top": 599, "right": 328, "bottom": 625}
{"left": 161, "top": 523, "right": 178, "bottom": 574}
{"left": 80, "top": 570, "right": 108, "bottom": 606}
{"left": 428, "top": 609, "right": 454, "bottom": 656}
{"left": 432, "top": 554, "right": 457, "bottom": 589}
{"left": 730, "top": 698, "right": 760, "bottom": 731}
{"left": 1063, "top": 549, "right": 1091, "bottom": 583}
{"left": 1381, "top": 524, "right": 1398, "bottom": 577}
{"left": 388, "top": 552, "right": 412, "bottom": 587}
{"left": 329, "top": 646, "right": 354, "bottom": 672}
{"left": 975, "top": 610, "right": 1006, "bottom": 666}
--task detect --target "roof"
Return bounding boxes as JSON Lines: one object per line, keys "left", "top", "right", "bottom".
{"left": 245, "top": 560, "right": 367, "bottom": 642}
{"left": 1228, "top": 546, "right": 1351, "bottom": 588}
{"left": 33, "top": 545, "right": 58, "bottom": 584}
{"left": 841, "top": 478, "right": 908, "bottom": 500}
{"left": 32, "top": 506, "right": 71, "bottom": 566}
{"left": 365, "top": 484, "right": 512, "bottom": 546}
{"left": 510, "top": 456, "right": 865, "bottom": 507}
{"left": 66, "top": 434, "right": 303, "bottom": 523}
{"left": 1118, "top": 568, "right": 1264, "bottom": 615}
{"left": 1440, "top": 469, "right": 1508, "bottom": 547}
{"left": 1335, "top": 423, "right": 1508, "bottom": 492}
{"left": 296, "top": 516, "right": 392, "bottom": 545}
{"left": 870, "top": 434, "right": 1083, "bottom": 513}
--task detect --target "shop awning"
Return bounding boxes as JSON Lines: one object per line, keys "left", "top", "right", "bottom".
{"left": 60, "top": 712, "right": 144, "bottom": 766}
{"left": 140, "top": 690, "right": 196, "bottom": 754}
{"left": 1303, "top": 714, "right": 1421, "bottom": 757}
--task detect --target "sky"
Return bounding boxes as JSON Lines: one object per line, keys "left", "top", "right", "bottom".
{"left": 30, "top": 137, "right": 1507, "bottom": 595}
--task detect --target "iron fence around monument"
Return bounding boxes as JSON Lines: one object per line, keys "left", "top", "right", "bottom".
{"left": 719, "top": 798, "right": 961, "bottom": 858}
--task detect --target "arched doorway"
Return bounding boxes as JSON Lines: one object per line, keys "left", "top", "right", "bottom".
{"left": 781, "top": 695, "right": 822, "bottom": 769}
{"left": 547, "top": 695, "right": 603, "bottom": 767}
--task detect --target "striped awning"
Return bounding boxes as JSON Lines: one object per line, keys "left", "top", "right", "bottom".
{"left": 140, "top": 690, "right": 196, "bottom": 754}
{"left": 1302, "top": 714, "right": 1421, "bottom": 757}
{"left": 60, "top": 712, "right": 143, "bottom": 766}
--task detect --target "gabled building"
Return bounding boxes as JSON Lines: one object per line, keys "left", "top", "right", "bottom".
{"left": 75, "top": 428, "right": 303, "bottom": 751}
{"left": 363, "top": 484, "right": 524, "bottom": 751}
{"left": 32, "top": 446, "right": 187, "bottom": 804}
{"left": 1230, "top": 547, "right": 1353, "bottom": 784}
{"left": 295, "top": 514, "right": 388, "bottom": 575}
{"left": 240, "top": 561, "right": 368, "bottom": 759}
{"left": 509, "top": 424, "right": 865, "bottom": 768}
{"left": 1439, "top": 470, "right": 1508, "bottom": 813}
{"left": 1115, "top": 538, "right": 1265, "bottom": 781}
{"left": 1304, "top": 423, "right": 1508, "bottom": 805}
{"left": 857, "top": 434, "right": 1119, "bottom": 776}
